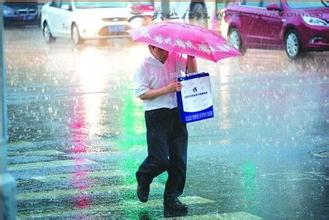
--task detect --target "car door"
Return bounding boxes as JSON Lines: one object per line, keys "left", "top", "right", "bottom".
{"left": 257, "top": 0, "right": 283, "bottom": 48}
{"left": 239, "top": 0, "right": 264, "bottom": 47}
{"left": 56, "top": 0, "right": 73, "bottom": 37}
{"left": 44, "top": 0, "right": 62, "bottom": 36}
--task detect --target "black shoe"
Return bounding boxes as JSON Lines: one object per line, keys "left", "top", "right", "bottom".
{"left": 164, "top": 199, "right": 188, "bottom": 213}
{"left": 137, "top": 182, "right": 149, "bottom": 203}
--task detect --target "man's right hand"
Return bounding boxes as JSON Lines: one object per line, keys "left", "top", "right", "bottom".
{"left": 166, "top": 80, "right": 182, "bottom": 92}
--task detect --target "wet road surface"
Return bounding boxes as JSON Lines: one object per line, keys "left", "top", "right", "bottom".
{"left": 4, "top": 26, "right": 329, "bottom": 219}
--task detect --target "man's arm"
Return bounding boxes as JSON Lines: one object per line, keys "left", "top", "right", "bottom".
{"left": 140, "top": 81, "right": 182, "bottom": 100}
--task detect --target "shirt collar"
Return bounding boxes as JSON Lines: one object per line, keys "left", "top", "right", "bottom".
{"left": 145, "top": 55, "right": 165, "bottom": 66}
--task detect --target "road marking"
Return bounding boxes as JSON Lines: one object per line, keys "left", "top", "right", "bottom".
{"left": 125, "top": 196, "right": 215, "bottom": 208}
{"left": 18, "top": 196, "right": 215, "bottom": 219}
{"left": 17, "top": 182, "right": 165, "bottom": 201}
{"left": 162, "top": 212, "right": 262, "bottom": 219}
{"left": 8, "top": 150, "right": 64, "bottom": 157}
{"left": 31, "top": 170, "right": 128, "bottom": 182}
{"left": 8, "top": 159, "right": 96, "bottom": 171}
{"left": 8, "top": 141, "right": 35, "bottom": 149}
{"left": 8, "top": 139, "right": 117, "bottom": 151}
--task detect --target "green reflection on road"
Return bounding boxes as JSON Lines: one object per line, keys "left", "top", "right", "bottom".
{"left": 116, "top": 83, "right": 148, "bottom": 217}
{"left": 118, "top": 89, "right": 145, "bottom": 185}
{"left": 241, "top": 161, "right": 258, "bottom": 213}
{"left": 120, "top": 92, "right": 145, "bottom": 150}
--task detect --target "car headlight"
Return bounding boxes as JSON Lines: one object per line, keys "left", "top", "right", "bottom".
{"left": 3, "top": 6, "right": 15, "bottom": 16}
{"left": 302, "top": 16, "right": 328, "bottom": 26}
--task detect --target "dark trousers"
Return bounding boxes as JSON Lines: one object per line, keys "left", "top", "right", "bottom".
{"left": 136, "top": 107, "right": 188, "bottom": 202}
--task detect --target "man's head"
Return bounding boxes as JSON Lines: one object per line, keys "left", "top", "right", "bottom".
{"left": 148, "top": 45, "right": 169, "bottom": 63}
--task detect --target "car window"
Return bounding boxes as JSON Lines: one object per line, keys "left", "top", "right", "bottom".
{"left": 60, "top": 1, "right": 72, "bottom": 10}
{"left": 241, "top": 0, "right": 261, "bottom": 7}
{"left": 73, "top": 2, "right": 130, "bottom": 9}
{"left": 260, "top": 0, "right": 280, "bottom": 7}
{"left": 131, "top": 1, "right": 153, "bottom": 6}
{"left": 49, "top": 0, "right": 61, "bottom": 8}
{"left": 287, "top": 0, "right": 328, "bottom": 8}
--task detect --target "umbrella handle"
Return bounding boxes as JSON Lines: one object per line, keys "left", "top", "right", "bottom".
{"left": 177, "top": 53, "right": 188, "bottom": 77}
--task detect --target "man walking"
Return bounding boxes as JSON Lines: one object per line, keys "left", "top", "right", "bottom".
{"left": 133, "top": 45, "right": 197, "bottom": 214}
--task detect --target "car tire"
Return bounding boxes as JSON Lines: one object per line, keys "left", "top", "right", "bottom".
{"left": 285, "top": 30, "right": 301, "bottom": 60}
{"left": 43, "top": 22, "right": 56, "bottom": 43}
{"left": 71, "top": 24, "right": 83, "bottom": 45}
{"left": 228, "top": 28, "right": 246, "bottom": 54}
{"left": 128, "top": 15, "right": 145, "bottom": 28}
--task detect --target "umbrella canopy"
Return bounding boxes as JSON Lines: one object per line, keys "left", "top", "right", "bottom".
{"left": 128, "top": 22, "right": 240, "bottom": 62}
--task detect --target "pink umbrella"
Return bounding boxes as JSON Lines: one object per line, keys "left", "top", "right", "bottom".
{"left": 128, "top": 21, "right": 240, "bottom": 62}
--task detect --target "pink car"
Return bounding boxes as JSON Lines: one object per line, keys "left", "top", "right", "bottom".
{"left": 221, "top": 0, "right": 329, "bottom": 59}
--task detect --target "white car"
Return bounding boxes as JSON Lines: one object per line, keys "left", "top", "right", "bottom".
{"left": 41, "top": 0, "right": 133, "bottom": 44}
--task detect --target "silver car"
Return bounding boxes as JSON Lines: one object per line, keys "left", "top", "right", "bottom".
{"left": 41, "top": 0, "right": 133, "bottom": 44}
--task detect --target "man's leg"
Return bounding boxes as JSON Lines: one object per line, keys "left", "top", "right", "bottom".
{"left": 163, "top": 108, "right": 188, "bottom": 211}
{"left": 136, "top": 109, "right": 171, "bottom": 202}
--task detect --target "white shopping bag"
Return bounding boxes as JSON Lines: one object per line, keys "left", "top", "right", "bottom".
{"left": 176, "top": 72, "right": 214, "bottom": 123}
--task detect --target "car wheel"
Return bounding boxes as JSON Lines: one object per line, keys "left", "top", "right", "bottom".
{"left": 128, "top": 15, "right": 145, "bottom": 28}
{"left": 43, "top": 22, "right": 56, "bottom": 43}
{"left": 71, "top": 24, "right": 83, "bottom": 45}
{"left": 228, "top": 28, "right": 246, "bottom": 54}
{"left": 285, "top": 30, "right": 301, "bottom": 60}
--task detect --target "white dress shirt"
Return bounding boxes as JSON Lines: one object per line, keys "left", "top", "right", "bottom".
{"left": 134, "top": 53, "right": 186, "bottom": 111}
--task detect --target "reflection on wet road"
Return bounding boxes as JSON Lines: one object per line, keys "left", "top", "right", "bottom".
{"left": 5, "top": 26, "right": 329, "bottom": 219}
